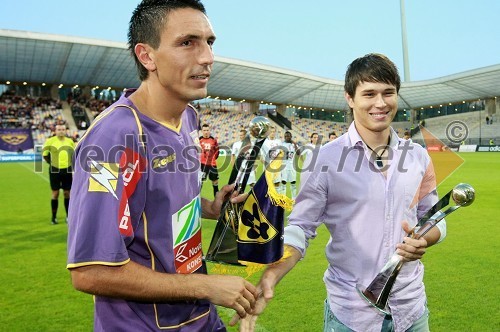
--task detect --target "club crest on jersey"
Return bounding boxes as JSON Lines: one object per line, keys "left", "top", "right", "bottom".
{"left": 88, "top": 159, "right": 119, "bottom": 199}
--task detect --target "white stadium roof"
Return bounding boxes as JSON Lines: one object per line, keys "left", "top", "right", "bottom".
{"left": 1, "top": 29, "right": 499, "bottom": 111}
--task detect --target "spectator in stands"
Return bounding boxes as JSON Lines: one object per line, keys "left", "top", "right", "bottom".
{"left": 42, "top": 123, "right": 75, "bottom": 224}
{"left": 486, "top": 116, "right": 490, "bottom": 125}
{"left": 281, "top": 131, "right": 299, "bottom": 199}
{"left": 66, "top": 1, "right": 257, "bottom": 331}
{"left": 237, "top": 53, "right": 446, "bottom": 332}
{"left": 200, "top": 123, "right": 220, "bottom": 196}
{"left": 231, "top": 129, "right": 257, "bottom": 188}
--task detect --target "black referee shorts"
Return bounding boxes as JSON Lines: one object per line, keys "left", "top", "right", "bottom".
{"left": 49, "top": 166, "right": 73, "bottom": 191}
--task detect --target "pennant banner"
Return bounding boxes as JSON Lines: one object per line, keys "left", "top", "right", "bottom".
{"left": 206, "top": 151, "right": 292, "bottom": 266}
{"left": 237, "top": 171, "right": 284, "bottom": 264}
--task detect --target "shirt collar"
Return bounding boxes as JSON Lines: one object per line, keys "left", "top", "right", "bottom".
{"left": 347, "top": 121, "right": 401, "bottom": 149}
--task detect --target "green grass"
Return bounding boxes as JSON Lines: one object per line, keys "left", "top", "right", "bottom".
{"left": 0, "top": 154, "right": 499, "bottom": 331}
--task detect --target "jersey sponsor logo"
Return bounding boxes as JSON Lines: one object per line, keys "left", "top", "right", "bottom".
{"left": 119, "top": 201, "right": 131, "bottom": 231}
{"left": 88, "top": 159, "right": 119, "bottom": 199}
{"left": 172, "top": 196, "right": 203, "bottom": 273}
{"left": 117, "top": 148, "right": 146, "bottom": 236}
{"left": 174, "top": 231, "right": 203, "bottom": 274}
{"left": 1, "top": 133, "right": 28, "bottom": 145}
{"left": 152, "top": 153, "right": 176, "bottom": 169}
{"left": 238, "top": 191, "right": 278, "bottom": 244}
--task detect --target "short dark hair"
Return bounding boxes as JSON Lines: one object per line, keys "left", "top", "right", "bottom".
{"left": 344, "top": 53, "right": 401, "bottom": 98}
{"left": 329, "top": 131, "right": 336, "bottom": 137}
{"left": 202, "top": 123, "right": 210, "bottom": 128}
{"left": 128, "top": 0, "right": 207, "bottom": 81}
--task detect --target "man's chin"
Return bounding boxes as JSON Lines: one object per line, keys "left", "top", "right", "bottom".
{"left": 186, "top": 91, "right": 208, "bottom": 102}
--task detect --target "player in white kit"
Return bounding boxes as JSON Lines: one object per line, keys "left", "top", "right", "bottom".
{"left": 280, "top": 131, "right": 299, "bottom": 199}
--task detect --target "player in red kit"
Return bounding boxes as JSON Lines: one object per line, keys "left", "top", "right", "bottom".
{"left": 199, "top": 123, "right": 219, "bottom": 196}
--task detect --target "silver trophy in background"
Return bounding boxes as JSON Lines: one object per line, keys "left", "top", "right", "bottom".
{"left": 228, "top": 116, "right": 270, "bottom": 193}
{"left": 356, "top": 183, "right": 475, "bottom": 314}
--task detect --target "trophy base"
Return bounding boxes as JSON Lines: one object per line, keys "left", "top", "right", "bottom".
{"left": 356, "top": 284, "right": 391, "bottom": 315}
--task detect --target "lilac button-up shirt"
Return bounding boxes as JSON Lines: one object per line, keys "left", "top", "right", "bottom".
{"left": 285, "top": 122, "right": 444, "bottom": 332}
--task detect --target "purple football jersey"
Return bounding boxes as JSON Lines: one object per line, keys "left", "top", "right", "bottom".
{"left": 67, "top": 89, "right": 225, "bottom": 331}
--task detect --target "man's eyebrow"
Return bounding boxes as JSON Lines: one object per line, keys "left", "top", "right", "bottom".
{"left": 360, "top": 87, "right": 397, "bottom": 93}
{"left": 175, "top": 34, "right": 216, "bottom": 42}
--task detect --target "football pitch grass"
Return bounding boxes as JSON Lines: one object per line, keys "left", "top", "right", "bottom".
{"left": 0, "top": 153, "right": 499, "bottom": 331}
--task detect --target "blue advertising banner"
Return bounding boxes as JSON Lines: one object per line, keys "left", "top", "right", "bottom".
{"left": 0, "top": 128, "right": 34, "bottom": 153}
{"left": 0, "top": 153, "right": 42, "bottom": 162}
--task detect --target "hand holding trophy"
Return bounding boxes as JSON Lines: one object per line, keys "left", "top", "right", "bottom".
{"left": 356, "top": 183, "right": 475, "bottom": 314}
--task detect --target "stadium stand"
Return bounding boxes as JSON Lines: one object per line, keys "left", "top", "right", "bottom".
{"left": 86, "top": 98, "right": 111, "bottom": 119}
{"left": 199, "top": 108, "right": 256, "bottom": 147}
{"left": 0, "top": 94, "right": 79, "bottom": 145}
{"left": 419, "top": 110, "right": 489, "bottom": 144}
{"left": 291, "top": 116, "right": 348, "bottom": 143}
{"left": 2, "top": 86, "right": 497, "bottom": 149}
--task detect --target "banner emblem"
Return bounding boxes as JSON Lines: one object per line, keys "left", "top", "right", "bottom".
{"left": 238, "top": 192, "right": 278, "bottom": 244}
{"left": 1, "top": 134, "right": 28, "bottom": 145}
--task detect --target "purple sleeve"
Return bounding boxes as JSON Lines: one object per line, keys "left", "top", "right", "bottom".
{"left": 67, "top": 115, "right": 146, "bottom": 268}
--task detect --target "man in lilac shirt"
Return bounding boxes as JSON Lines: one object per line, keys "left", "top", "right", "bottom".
{"left": 234, "top": 54, "right": 445, "bottom": 332}
{"left": 66, "top": 1, "right": 258, "bottom": 330}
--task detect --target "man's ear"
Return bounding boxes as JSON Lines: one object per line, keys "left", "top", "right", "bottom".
{"left": 134, "top": 43, "right": 157, "bottom": 72}
{"left": 344, "top": 91, "right": 355, "bottom": 109}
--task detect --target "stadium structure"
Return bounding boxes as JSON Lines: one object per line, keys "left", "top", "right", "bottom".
{"left": 1, "top": 29, "right": 499, "bottom": 156}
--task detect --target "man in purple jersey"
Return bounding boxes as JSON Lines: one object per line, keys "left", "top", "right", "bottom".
{"left": 66, "top": 1, "right": 257, "bottom": 331}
